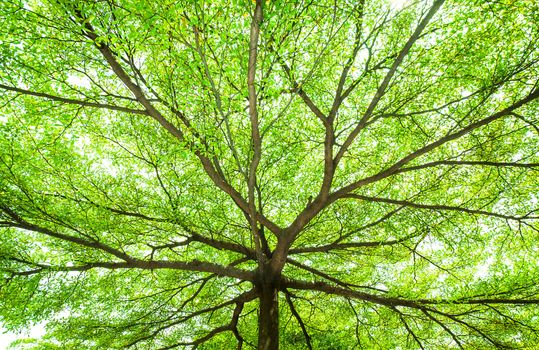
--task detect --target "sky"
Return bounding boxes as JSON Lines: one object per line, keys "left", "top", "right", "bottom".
{"left": 0, "top": 325, "right": 45, "bottom": 349}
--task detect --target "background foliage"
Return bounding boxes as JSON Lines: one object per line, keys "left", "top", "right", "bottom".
{"left": 1, "top": 0, "right": 539, "bottom": 348}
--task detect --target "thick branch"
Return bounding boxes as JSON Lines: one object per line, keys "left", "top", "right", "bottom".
{"left": 247, "top": 0, "right": 266, "bottom": 266}
{"left": 396, "top": 160, "right": 539, "bottom": 174}
{"left": 269, "top": 2, "right": 446, "bottom": 270}
{"left": 1, "top": 204, "right": 133, "bottom": 262}
{"left": 343, "top": 194, "right": 537, "bottom": 221}
{"left": 71, "top": 8, "right": 280, "bottom": 236}
{"left": 334, "top": 0, "right": 446, "bottom": 165}
{"left": 189, "top": 232, "right": 256, "bottom": 259}
{"left": 332, "top": 85, "right": 539, "bottom": 198}
{"left": 0, "top": 83, "right": 148, "bottom": 115}
{"left": 287, "top": 258, "right": 355, "bottom": 289}
{"left": 275, "top": 54, "right": 327, "bottom": 124}
{"left": 0, "top": 207, "right": 254, "bottom": 281}
{"left": 44, "top": 193, "right": 257, "bottom": 259}
{"left": 281, "top": 277, "right": 539, "bottom": 307}
{"left": 4, "top": 259, "right": 254, "bottom": 281}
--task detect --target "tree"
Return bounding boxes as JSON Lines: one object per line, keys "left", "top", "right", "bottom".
{"left": 1, "top": 0, "right": 538, "bottom": 348}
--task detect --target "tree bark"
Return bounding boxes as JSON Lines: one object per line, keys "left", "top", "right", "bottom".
{"left": 258, "top": 283, "right": 279, "bottom": 350}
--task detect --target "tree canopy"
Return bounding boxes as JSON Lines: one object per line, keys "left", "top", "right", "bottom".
{"left": 1, "top": 0, "right": 539, "bottom": 348}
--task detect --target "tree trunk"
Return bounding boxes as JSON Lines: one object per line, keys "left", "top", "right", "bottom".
{"left": 258, "top": 284, "right": 279, "bottom": 350}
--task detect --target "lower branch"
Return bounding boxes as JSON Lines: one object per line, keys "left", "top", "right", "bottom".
{"left": 127, "top": 289, "right": 256, "bottom": 348}
{"left": 281, "top": 277, "right": 539, "bottom": 308}
{"left": 157, "top": 299, "right": 247, "bottom": 350}
{"left": 284, "top": 290, "right": 313, "bottom": 350}
{"left": 392, "top": 306, "right": 425, "bottom": 350}
{"left": 0, "top": 206, "right": 254, "bottom": 281}
{"left": 284, "top": 277, "right": 538, "bottom": 347}
{"left": 2, "top": 257, "right": 254, "bottom": 282}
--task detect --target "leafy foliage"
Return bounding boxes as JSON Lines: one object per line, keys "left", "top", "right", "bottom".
{"left": 1, "top": 0, "right": 539, "bottom": 348}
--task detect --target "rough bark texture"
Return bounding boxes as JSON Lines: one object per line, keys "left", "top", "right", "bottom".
{"left": 257, "top": 277, "right": 280, "bottom": 350}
